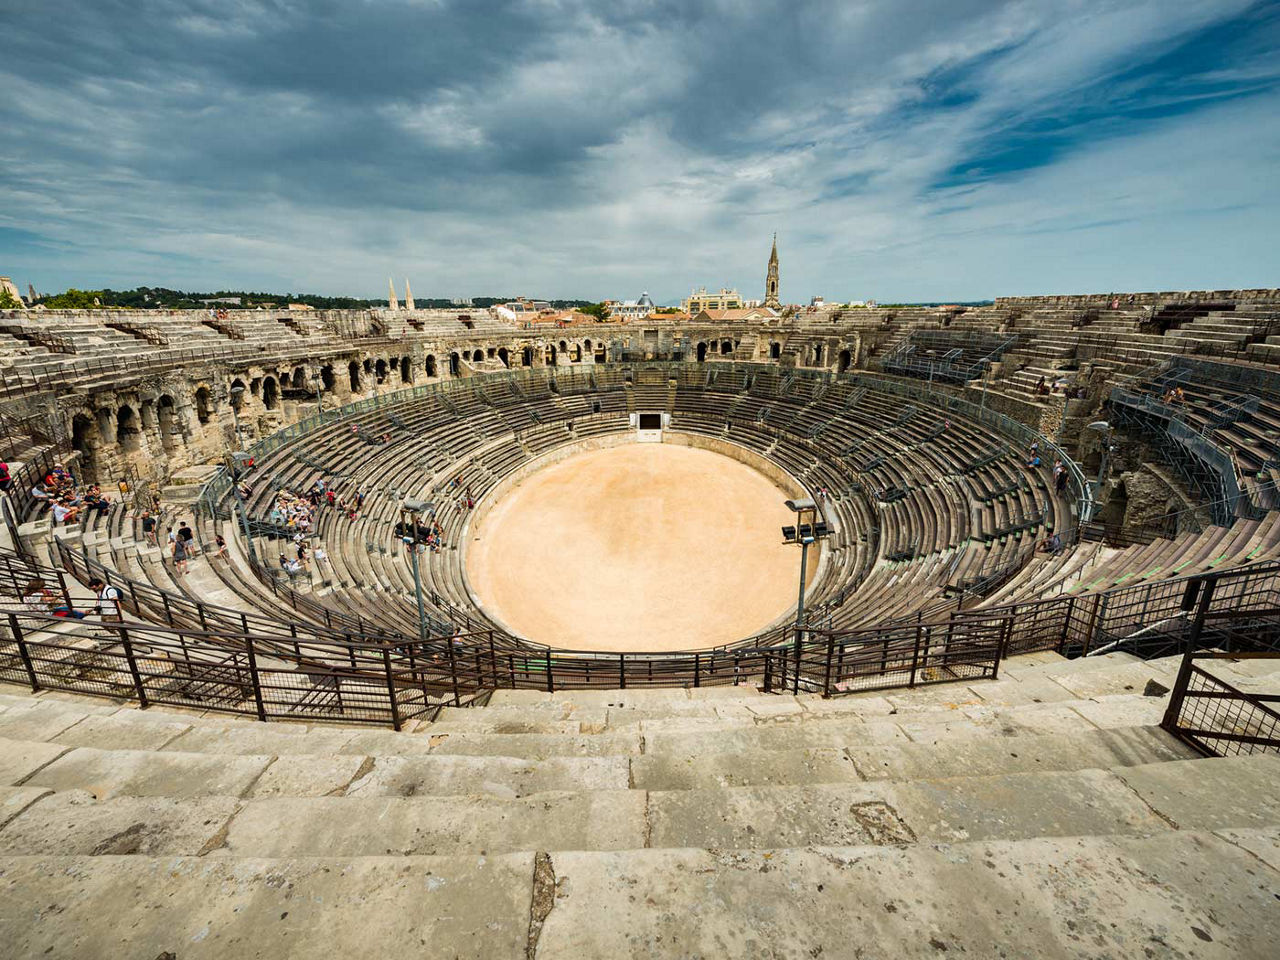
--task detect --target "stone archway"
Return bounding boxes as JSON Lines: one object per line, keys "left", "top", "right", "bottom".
{"left": 838, "top": 349, "right": 852, "bottom": 373}
{"left": 262, "top": 377, "right": 279, "bottom": 410}
{"left": 349, "top": 361, "right": 361, "bottom": 392}
{"left": 425, "top": 355, "right": 438, "bottom": 378}
{"left": 696, "top": 342, "right": 708, "bottom": 362}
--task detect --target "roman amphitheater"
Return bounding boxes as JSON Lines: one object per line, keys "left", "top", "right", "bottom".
{"left": 0, "top": 293, "right": 1278, "bottom": 957}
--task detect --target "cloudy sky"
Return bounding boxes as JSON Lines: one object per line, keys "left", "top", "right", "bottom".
{"left": 1, "top": 0, "right": 1277, "bottom": 303}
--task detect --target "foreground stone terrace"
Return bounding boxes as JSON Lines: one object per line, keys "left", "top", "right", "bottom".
{"left": 1, "top": 649, "right": 1277, "bottom": 957}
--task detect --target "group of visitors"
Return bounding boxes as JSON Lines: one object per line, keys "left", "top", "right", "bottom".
{"left": 29, "top": 463, "right": 112, "bottom": 526}
{"left": 1161, "top": 386, "right": 1186, "bottom": 404}
{"left": 21, "top": 576, "right": 121, "bottom": 622}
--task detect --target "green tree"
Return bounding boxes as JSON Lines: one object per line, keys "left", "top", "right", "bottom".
{"left": 43, "top": 288, "right": 108, "bottom": 309}
{"left": 579, "top": 302, "right": 609, "bottom": 320}
{"left": 0, "top": 287, "right": 20, "bottom": 309}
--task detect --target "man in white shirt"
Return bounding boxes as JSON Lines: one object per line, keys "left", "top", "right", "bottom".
{"left": 87, "top": 577, "right": 123, "bottom": 622}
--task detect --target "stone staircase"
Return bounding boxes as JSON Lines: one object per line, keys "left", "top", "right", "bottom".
{"left": 0, "top": 650, "right": 1277, "bottom": 957}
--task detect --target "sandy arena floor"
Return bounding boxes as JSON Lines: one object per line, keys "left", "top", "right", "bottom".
{"left": 464, "top": 442, "right": 810, "bottom": 651}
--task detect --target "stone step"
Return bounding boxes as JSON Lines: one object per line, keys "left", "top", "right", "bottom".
{"left": 3, "top": 757, "right": 1275, "bottom": 859}
{"left": 12, "top": 738, "right": 630, "bottom": 799}
{"left": 6, "top": 828, "right": 1278, "bottom": 958}
{"left": 630, "top": 725, "right": 1194, "bottom": 790}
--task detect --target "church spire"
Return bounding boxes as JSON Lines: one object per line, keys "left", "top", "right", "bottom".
{"left": 388, "top": 277, "right": 399, "bottom": 311}
{"left": 404, "top": 278, "right": 415, "bottom": 311}
{"left": 764, "top": 234, "right": 780, "bottom": 309}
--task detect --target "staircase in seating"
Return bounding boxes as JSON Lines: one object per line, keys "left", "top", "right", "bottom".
{"left": 0, "top": 649, "right": 1277, "bottom": 957}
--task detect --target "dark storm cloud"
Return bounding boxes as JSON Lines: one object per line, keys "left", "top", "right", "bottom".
{"left": 1, "top": 0, "right": 1277, "bottom": 300}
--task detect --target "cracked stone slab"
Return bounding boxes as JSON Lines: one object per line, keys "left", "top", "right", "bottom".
{"left": 218, "top": 790, "right": 647, "bottom": 857}
{"left": 0, "top": 853, "right": 533, "bottom": 959}
{"left": 0, "top": 738, "right": 70, "bottom": 786}
{"left": 163, "top": 723, "right": 361, "bottom": 756}
{"left": 23, "top": 747, "right": 271, "bottom": 799}
{"left": 848, "top": 726, "right": 1197, "bottom": 782}
{"left": 1116, "top": 755, "right": 1280, "bottom": 832}
{"left": 49, "top": 712, "right": 193, "bottom": 750}
{"left": 0, "top": 787, "right": 53, "bottom": 832}
{"left": 0, "top": 791, "right": 238, "bottom": 855}
{"left": 889, "top": 767, "right": 1171, "bottom": 843}
{"left": 412, "top": 731, "right": 642, "bottom": 758}
{"left": 343, "top": 754, "right": 629, "bottom": 798}
{"left": 536, "top": 831, "right": 1280, "bottom": 958}
{"left": 243, "top": 753, "right": 370, "bottom": 797}
{"left": 631, "top": 747, "right": 861, "bottom": 791}
{"left": 647, "top": 782, "right": 912, "bottom": 849}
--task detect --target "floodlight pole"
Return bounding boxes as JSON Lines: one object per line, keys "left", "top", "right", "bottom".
{"left": 793, "top": 535, "right": 812, "bottom": 694}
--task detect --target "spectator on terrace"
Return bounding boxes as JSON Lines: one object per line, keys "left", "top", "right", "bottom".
{"left": 1026, "top": 454, "right": 1042, "bottom": 469}
{"left": 213, "top": 533, "right": 227, "bottom": 559}
{"left": 30, "top": 482, "right": 53, "bottom": 508}
{"left": 312, "top": 544, "right": 329, "bottom": 570}
{"left": 1035, "top": 376, "right": 1049, "bottom": 396}
{"left": 87, "top": 577, "right": 123, "bottom": 623}
{"left": 51, "top": 498, "right": 80, "bottom": 526}
{"left": 178, "top": 521, "right": 197, "bottom": 556}
{"left": 1039, "top": 533, "right": 1063, "bottom": 555}
{"left": 22, "top": 578, "right": 85, "bottom": 619}
{"left": 82, "top": 484, "right": 110, "bottom": 514}
{"left": 171, "top": 535, "right": 190, "bottom": 575}
{"left": 0, "top": 460, "right": 10, "bottom": 492}
{"left": 141, "top": 510, "right": 158, "bottom": 546}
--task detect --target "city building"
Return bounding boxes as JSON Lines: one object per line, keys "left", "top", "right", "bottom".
{"left": 609, "top": 292, "right": 655, "bottom": 321}
{"left": 682, "top": 286, "right": 744, "bottom": 313}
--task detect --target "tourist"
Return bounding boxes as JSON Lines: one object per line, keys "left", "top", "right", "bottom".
{"left": 51, "top": 498, "right": 80, "bottom": 526}
{"left": 312, "top": 543, "right": 329, "bottom": 570}
{"left": 87, "top": 577, "right": 123, "bottom": 623}
{"left": 22, "top": 578, "right": 85, "bottom": 619}
{"left": 0, "top": 460, "right": 10, "bottom": 492}
{"left": 1035, "top": 376, "right": 1048, "bottom": 396}
{"left": 1026, "top": 453, "right": 1042, "bottom": 469}
{"left": 141, "top": 510, "right": 158, "bottom": 546}
{"left": 213, "top": 533, "right": 227, "bottom": 559}
{"left": 171, "top": 534, "right": 190, "bottom": 574}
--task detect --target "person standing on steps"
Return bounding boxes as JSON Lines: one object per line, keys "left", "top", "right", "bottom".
{"left": 177, "top": 520, "right": 198, "bottom": 557}
{"left": 141, "top": 510, "right": 158, "bottom": 546}
{"left": 88, "top": 577, "right": 123, "bottom": 623}
{"left": 172, "top": 534, "right": 190, "bottom": 575}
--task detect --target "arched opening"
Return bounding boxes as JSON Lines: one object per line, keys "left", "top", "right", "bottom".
{"left": 1099, "top": 479, "right": 1129, "bottom": 531}
{"left": 559, "top": 340, "right": 568, "bottom": 354}
{"left": 449, "top": 352, "right": 461, "bottom": 376}
{"left": 595, "top": 342, "right": 607, "bottom": 362}
{"left": 696, "top": 342, "right": 708, "bottom": 362}
{"left": 194, "top": 387, "right": 213, "bottom": 425}
{"left": 230, "top": 379, "right": 246, "bottom": 407}
{"left": 813, "top": 344, "right": 824, "bottom": 365}
{"left": 486, "top": 347, "right": 496, "bottom": 359}
{"left": 838, "top": 349, "right": 852, "bottom": 373}
{"left": 770, "top": 341, "right": 781, "bottom": 359}
{"left": 375, "top": 358, "right": 388, "bottom": 383}
{"left": 425, "top": 355, "right": 438, "bottom": 378}
{"left": 521, "top": 347, "right": 533, "bottom": 367}
{"left": 116, "top": 405, "right": 141, "bottom": 453}
{"left": 548, "top": 345, "right": 558, "bottom": 365}
{"left": 720, "top": 340, "right": 732, "bottom": 356}
{"left": 348, "top": 361, "right": 361, "bottom": 392}
{"left": 72, "top": 414, "right": 98, "bottom": 481}
{"left": 262, "top": 377, "right": 279, "bottom": 411}
{"left": 472, "top": 349, "right": 484, "bottom": 363}
{"left": 571, "top": 343, "right": 582, "bottom": 362}
{"left": 498, "top": 347, "right": 510, "bottom": 368}
{"left": 291, "top": 366, "right": 307, "bottom": 390}
{"left": 363, "top": 358, "right": 373, "bottom": 373}
{"left": 320, "top": 365, "right": 335, "bottom": 392}
{"left": 399, "top": 356, "right": 412, "bottom": 383}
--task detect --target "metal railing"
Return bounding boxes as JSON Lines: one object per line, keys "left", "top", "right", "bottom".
{"left": 3, "top": 548, "right": 1278, "bottom": 725}
{"left": 1162, "top": 651, "right": 1280, "bottom": 756}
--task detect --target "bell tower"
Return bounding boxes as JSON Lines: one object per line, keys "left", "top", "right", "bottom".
{"left": 764, "top": 234, "right": 780, "bottom": 309}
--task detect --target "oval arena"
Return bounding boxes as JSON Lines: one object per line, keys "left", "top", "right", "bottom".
{"left": 0, "top": 296, "right": 1278, "bottom": 956}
